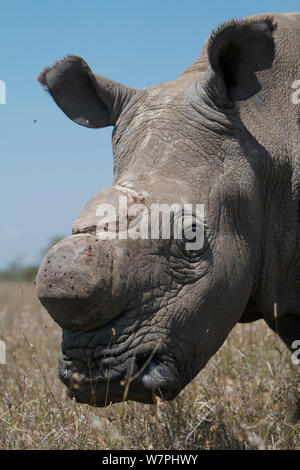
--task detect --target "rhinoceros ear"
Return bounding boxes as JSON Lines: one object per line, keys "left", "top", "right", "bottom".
{"left": 207, "top": 17, "right": 276, "bottom": 102}
{"left": 38, "top": 55, "right": 136, "bottom": 128}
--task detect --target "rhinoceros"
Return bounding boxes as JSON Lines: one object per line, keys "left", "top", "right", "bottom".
{"left": 36, "top": 12, "right": 300, "bottom": 406}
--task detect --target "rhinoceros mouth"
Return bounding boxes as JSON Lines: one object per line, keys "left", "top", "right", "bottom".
{"left": 57, "top": 302, "right": 185, "bottom": 406}
{"left": 58, "top": 343, "right": 183, "bottom": 406}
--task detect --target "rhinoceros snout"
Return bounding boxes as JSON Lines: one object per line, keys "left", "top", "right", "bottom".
{"left": 36, "top": 233, "right": 118, "bottom": 331}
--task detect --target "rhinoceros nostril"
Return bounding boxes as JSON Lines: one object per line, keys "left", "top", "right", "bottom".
{"left": 136, "top": 352, "right": 160, "bottom": 377}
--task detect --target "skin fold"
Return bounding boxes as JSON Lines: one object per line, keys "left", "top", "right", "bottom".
{"left": 36, "top": 12, "right": 300, "bottom": 406}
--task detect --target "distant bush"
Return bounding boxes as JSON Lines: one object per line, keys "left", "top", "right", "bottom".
{"left": 0, "top": 264, "right": 38, "bottom": 282}
{"left": 0, "top": 235, "right": 64, "bottom": 282}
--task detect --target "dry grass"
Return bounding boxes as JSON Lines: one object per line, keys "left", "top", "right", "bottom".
{"left": 0, "top": 281, "right": 299, "bottom": 450}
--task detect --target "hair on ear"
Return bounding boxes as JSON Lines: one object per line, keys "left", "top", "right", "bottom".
{"left": 38, "top": 55, "right": 137, "bottom": 128}
{"left": 207, "top": 16, "right": 277, "bottom": 101}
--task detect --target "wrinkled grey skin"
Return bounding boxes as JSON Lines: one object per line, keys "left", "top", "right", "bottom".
{"left": 36, "top": 13, "right": 300, "bottom": 406}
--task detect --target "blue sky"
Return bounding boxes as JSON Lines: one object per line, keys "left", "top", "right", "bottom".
{"left": 0, "top": 0, "right": 299, "bottom": 269}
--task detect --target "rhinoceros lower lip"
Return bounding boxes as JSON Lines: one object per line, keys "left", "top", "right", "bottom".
{"left": 58, "top": 353, "right": 181, "bottom": 406}
{"left": 64, "top": 371, "right": 180, "bottom": 406}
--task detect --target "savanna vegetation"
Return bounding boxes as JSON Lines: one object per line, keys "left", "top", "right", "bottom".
{"left": 0, "top": 281, "right": 299, "bottom": 449}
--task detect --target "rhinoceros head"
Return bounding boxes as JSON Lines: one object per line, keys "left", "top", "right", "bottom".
{"left": 36, "top": 13, "right": 300, "bottom": 406}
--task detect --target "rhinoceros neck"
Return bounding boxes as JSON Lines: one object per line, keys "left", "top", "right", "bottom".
{"left": 231, "top": 13, "right": 300, "bottom": 322}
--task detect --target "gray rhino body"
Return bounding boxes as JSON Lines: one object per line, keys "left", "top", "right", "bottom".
{"left": 36, "top": 12, "right": 300, "bottom": 406}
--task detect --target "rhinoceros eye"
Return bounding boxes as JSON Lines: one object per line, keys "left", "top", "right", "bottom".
{"left": 181, "top": 217, "right": 206, "bottom": 258}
